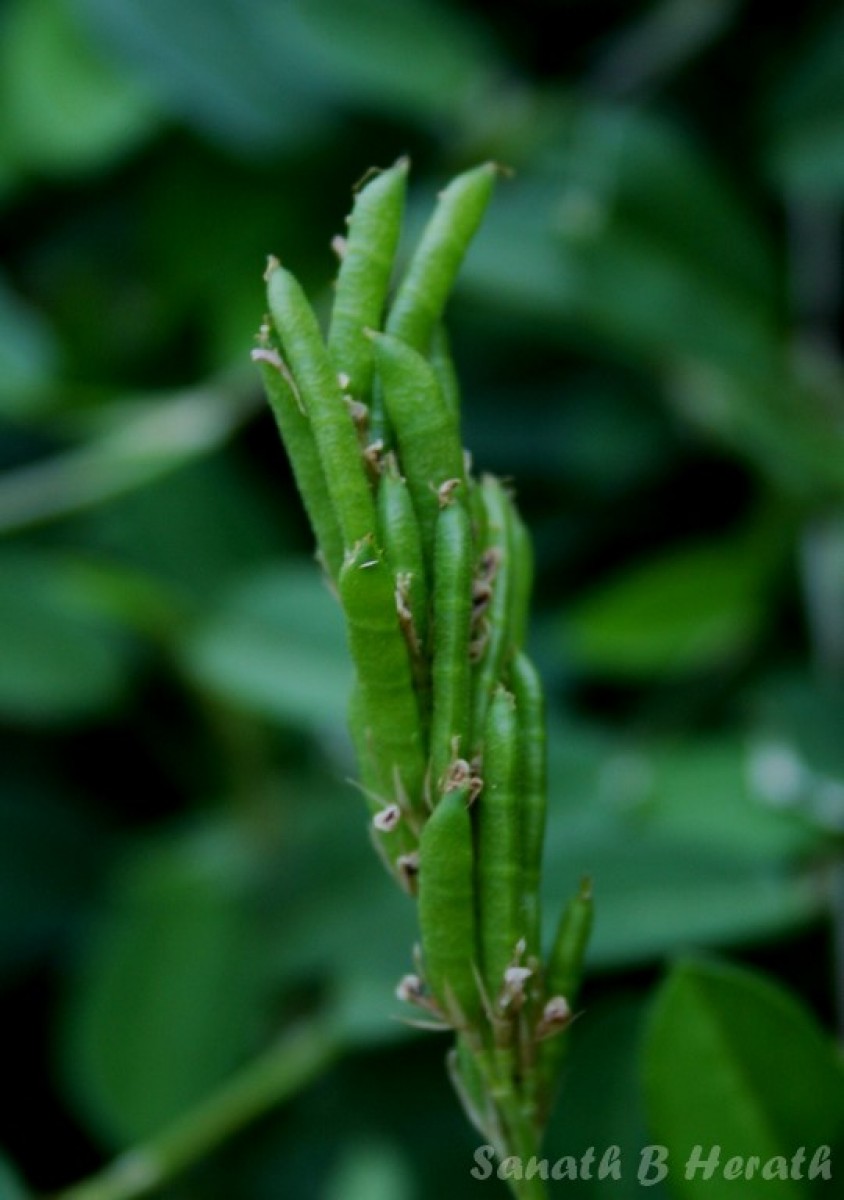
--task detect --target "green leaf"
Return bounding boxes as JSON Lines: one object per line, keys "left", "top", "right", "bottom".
{"left": 0, "top": 782, "right": 108, "bottom": 976}
{"left": 744, "top": 672, "right": 844, "bottom": 835}
{"left": 323, "top": 1142, "right": 415, "bottom": 1200}
{"left": 287, "top": 0, "right": 500, "bottom": 123}
{"left": 0, "top": 274, "right": 59, "bottom": 417}
{"left": 233, "top": 769, "right": 418, "bottom": 1048}
{"left": 547, "top": 995, "right": 670, "bottom": 1198}
{"left": 463, "top": 372, "right": 675, "bottom": 496}
{"left": 565, "top": 539, "right": 773, "bottom": 679}
{"left": 67, "top": 0, "right": 499, "bottom": 152}
{"left": 765, "top": 9, "right": 844, "bottom": 196}
{"left": 0, "top": 384, "right": 260, "bottom": 538}
{"left": 750, "top": 673, "right": 844, "bottom": 781}
{"left": 570, "top": 837, "right": 815, "bottom": 970}
{"left": 62, "top": 823, "right": 268, "bottom": 1145}
{"left": 589, "top": 0, "right": 739, "bottom": 97}
{"left": 542, "top": 730, "right": 821, "bottom": 968}
{"left": 0, "top": 0, "right": 159, "bottom": 175}
{"left": 0, "top": 1154, "right": 30, "bottom": 1200}
{"left": 79, "top": 455, "right": 286, "bottom": 601}
{"left": 463, "top": 105, "right": 779, "bottom": 375}
{"left": 66, "top": 0, "right": 334, "bottom": 150}
{"left": 140, "top": 156, "right": 300, "bottom": 370}
{"left": 643, "top": 960, "right": 844, "bottom": 1198}
{"left": 0, "top": 549, "right": 134, "bottom": 724}
{"left": 548, "top": 105, "right": 777, "bottom": 336}
{"left": 183, "top": 563, "right": 353, "bottom": 731}
{"left": 667, "top": 352, "right": 844, "bottom": 500}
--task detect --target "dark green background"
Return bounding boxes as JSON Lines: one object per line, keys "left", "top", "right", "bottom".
{"left": 2, "top": 1, "right": 844, "bottom": 1196}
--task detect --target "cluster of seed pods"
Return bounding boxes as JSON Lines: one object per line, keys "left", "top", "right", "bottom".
{"left": 255, "top": 161, "right": 592, "bottom": 1155}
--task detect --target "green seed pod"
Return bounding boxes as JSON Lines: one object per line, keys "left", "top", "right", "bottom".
{"left": 377, "top": 453, "right": 429, "bottom": 663}
{"left": 328, "top": 161, "right": 408, "bottom": 402}
{"left": 369, "top": 331, "right": 466, "bottom": 568}
{"left": 430, "top": 494, "right": 474, "bottom": 796}
{"left": 468, "top": 475, "right": 488, "bottom": 546}
{"left": 429, "top": 322, "right": 461, "bottom": 419}
{"left": 339, "top": 538, "right": 427, "bottom": 815}
{"left": 447, "top": 1035, "right": 492, "bottom": 1140}
{"left": 506, "top": 503, "right": 533, "bottom": 658}
{"left": 537, "top": 878, "right": 593, "bottom": 1114}
{"left": 347, "top": 679, "right": 380, "bottom": 800}
{"left": 476, "top": 687, "right": 522, "bottom": 1001}
{"left": 387, "top": 162, "right": 498, "bottom": 355}
{"left": 252, "top": 324, "right": 344, "bottom": 579}
{"left": 348, "top": 682, "right": 419, "bottom": 889}
{"left": 266, "top": 262, "right": 376, "bottom": 551}
{"left": 546, "top": 876, "right": 593, "bottom": 1006}
{"left": 470, "top": 475, "right": 513, "bottom": 748}
{"left": 509, "top": 652, "right": 546, "bottom": 958}
{"left": 418, "top": 781, "right": 481, "bottom": 1026}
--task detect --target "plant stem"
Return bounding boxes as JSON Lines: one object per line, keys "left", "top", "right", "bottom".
{"left": 54, "top": 1021, "right": 339, "bottom": 1200}
{"left": 497, "top": 1099, "right": 548, "bottom": 1200}
{"left": 475, "top": 1044, "right": 549, "bottom": 1200}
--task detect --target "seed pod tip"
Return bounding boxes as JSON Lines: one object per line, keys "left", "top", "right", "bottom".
{"left": 263, "top": 254, "right": 281, "bottom": 282}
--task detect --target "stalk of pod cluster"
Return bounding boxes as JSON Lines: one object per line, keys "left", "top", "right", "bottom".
{"left": 253, "top": 159, "right": 593, "bottom": 1187}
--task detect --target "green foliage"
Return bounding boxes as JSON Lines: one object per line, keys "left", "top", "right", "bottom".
{"left": 564, "top": 537, "right": 774, "bottom": 678}
{"left": 643, "top": 960, "right": 844, "bottom": 1198}
{"left": 0, "top": 783, "right": 108, "bottom": 977}
{"left": 0, "top": 0, "right": 158, "bottom": 177}
{"left": 765, "top": 7, "right": 844, "bottom": 196}
{"left": 184, "top": 564, "right": 352, "bottom": 731}
{"left": 0, "top": 274, "right": 59, "bottom": 416}
{"left": 0, "top": 1156, "right": 30, "bottom": 1200}
{"left": 323, "top": 1141, "right": 414, "bottom": 1200}
{"left": 543, "top": 732, "right": 820, "bottom": 968}
{"left": 63, "top": 824, "right": 268, "bottom": 1145}
{"left": 0, "top": 549, "right": 135, "bottom": 723}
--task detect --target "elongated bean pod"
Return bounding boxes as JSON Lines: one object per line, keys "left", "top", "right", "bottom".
{"left": 370, "top": 331, "right": 466, "bottom": 567}
{"left": 347, "top": 680, "right": 380, "bottom": 801}
{"left": 476, "top": 687, "right": 522, "bottom": 1001}
{"left": 418, "top": 782, "right": 481, "bottom": 1025}
{"left": 430, "top": 495, "right": 474, "bottom": 796}
{"left": 468, "top": 475, "right": 488, "bottom": 546}
{"left": 545, "top": 876, "right": 593, "bottom": 1006}
{"left": 387, "top": 162, "right": 497, "bottom": 354}
{"left": 267, "top": 262, "right": 376, "bottom": 551}
{"left": 328, "top": 161, "right": 408, "bottom": 402}
{"left": 509, "top": 653, "right": 546, "bottom": 958}
{"left": 339, "top": 538, "right": 427, "bottom": 815}
{"left": 506, "top": 503, "right": 533, "bottom": 658}
{"left": 537, "top": 878, "right": 593, "bottom": 1114}
{"left": 447, "top": 1036, "right": 495, "bottom": 1142}
{"left": 377, "top": 454, "right": 429, "bottom": 662}
{"left": 470, "top": 475, "right": 513, "bottom": 747}
{"left": 252, "top": 326, "right": 344, "bottom": 579}
{"left": 348, "top": 682, "right": 419, "bottom": 888}
{"left": 429, "top": 322, "right": 461, "bottom": 419}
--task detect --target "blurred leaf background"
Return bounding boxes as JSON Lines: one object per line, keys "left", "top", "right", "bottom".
{"left": 3, "top": 1, "right": 844, "bottom": 1196}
